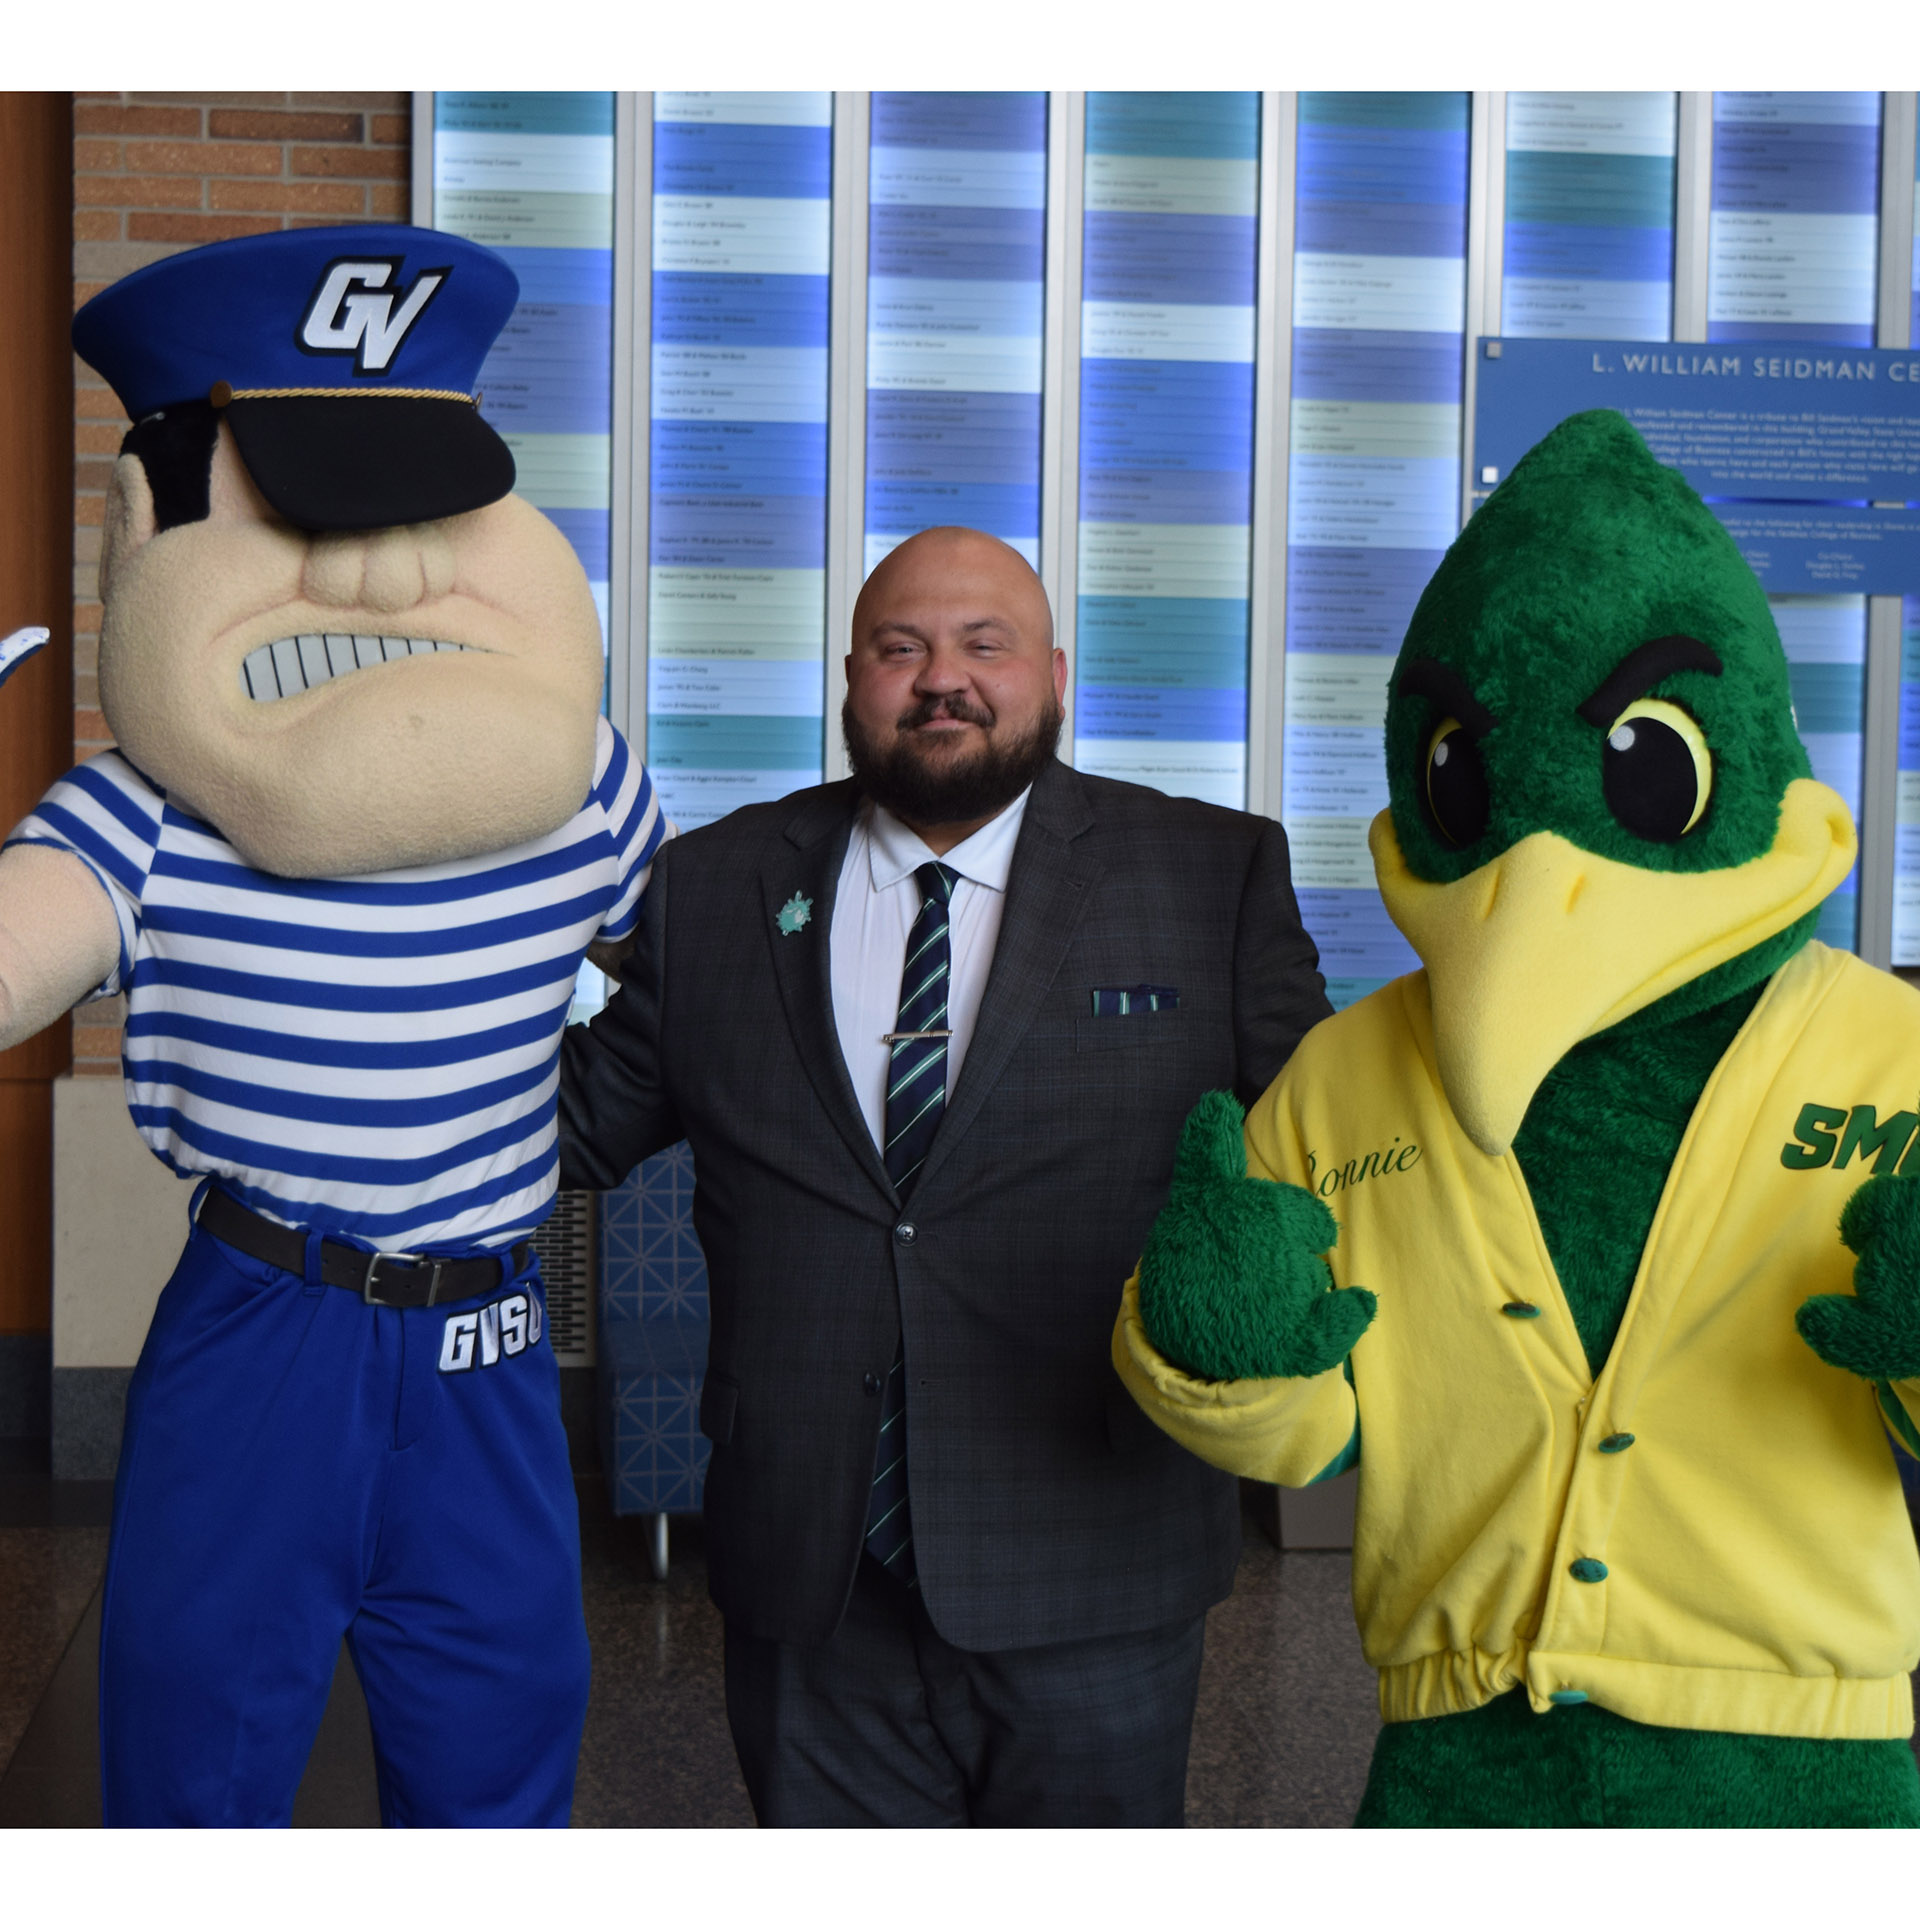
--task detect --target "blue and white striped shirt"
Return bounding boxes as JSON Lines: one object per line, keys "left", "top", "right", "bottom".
{"left": 11, "top": 716, "right": 668, "bottom": 1253}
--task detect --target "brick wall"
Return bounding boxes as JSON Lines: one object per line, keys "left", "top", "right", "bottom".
{"left": 69, "top": 93, "right": 413, "bottom": 1074}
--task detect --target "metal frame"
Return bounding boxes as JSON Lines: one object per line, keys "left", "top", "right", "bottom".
{"left": 1460, "top": 92, "right": 1498, "bottom": 528}
{"left": 1246, "top": 90, "right": 1295, "bottom": 824}
{"left": 1041, "top": 92, "right": 1085, "bottom": 762}
{"left": 1877, "top": 94, "right": 1918, "bottom": 348}
{"left": 823, "top": 91, "right": 870, "bottom": 785}
{"left": 410, "top": 91, "right": 434, "bottom": 224}
{"left": 1863, "top": 601, "right": 1904, "bottom": 971}
{"left": 1860, "top": 92, "right": 1919, "bottom": 970}
{"left": 1478, "top": 90, "right": 1507, "bottom": 340}
{"left": 1671, "top": 93, "right": 1714, "bottom": 342}
{"left": 609, "top": 94, "right": 650, "bottom": 755}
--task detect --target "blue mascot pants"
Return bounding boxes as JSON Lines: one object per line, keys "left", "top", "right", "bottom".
{"left": 99, "top": 1211, "right": 591, "bottom": 1827}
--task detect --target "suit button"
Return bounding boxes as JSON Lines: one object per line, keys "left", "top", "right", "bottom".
{"left": 863, "top": 1372, "right": 881, "bottom": 1397}
{"left": 894, "top": 1222, "right": 916, "bottom": 1245}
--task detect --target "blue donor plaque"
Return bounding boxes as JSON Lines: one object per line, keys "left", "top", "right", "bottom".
{"left": 1709, "top": 503, "right": 1920, "bottom": 596}
{"left": 1472, "top": 336, "right": 1920, "bottom": 600}
{"left": 1474, "top": 338, "right": 1920, "bottom": 503}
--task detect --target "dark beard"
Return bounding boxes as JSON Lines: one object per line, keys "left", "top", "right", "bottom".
{"left": 842, "top": 690, "right": 1063, "bottom": 828}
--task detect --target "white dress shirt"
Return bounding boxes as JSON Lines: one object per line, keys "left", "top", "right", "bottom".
{"left": 830, "top": 789, "right": 1031, "bottom": 1152}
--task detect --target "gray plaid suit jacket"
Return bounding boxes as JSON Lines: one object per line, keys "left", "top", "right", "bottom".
{"left": 558, "top": 756, "right": 1331, "bottom": 1651}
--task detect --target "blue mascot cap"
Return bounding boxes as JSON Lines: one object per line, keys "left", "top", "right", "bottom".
{"left": 72, "top": 224, "right": 520, "bottom": 532}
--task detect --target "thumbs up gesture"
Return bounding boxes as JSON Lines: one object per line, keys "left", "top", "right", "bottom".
{"left": 1137, "top": 1091, "right": 1377, "bottom": 1384}
{"left": 1798, "top": 1174, "right": 1920, "bottom": 1384}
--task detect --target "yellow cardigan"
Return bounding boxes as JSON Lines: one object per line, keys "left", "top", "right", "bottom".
{"left": 1114, "top": 941, "right": 1920, "bottom": 1739}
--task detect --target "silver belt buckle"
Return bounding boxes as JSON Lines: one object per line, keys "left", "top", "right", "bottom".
{"left": 363, "top": 1249, "right": 447, "bottom": 1308}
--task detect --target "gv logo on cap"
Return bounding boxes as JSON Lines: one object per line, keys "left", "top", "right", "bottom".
{"left": 298, "top": 257, "right": 449, "bottom": 376}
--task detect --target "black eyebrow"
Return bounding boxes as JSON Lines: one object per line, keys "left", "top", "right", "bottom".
{"left": 1396, "top": 658, "right": 1496, "bottom": 739}
{"left": 1576, "top": 635, "right": 1723, "bottom": 728}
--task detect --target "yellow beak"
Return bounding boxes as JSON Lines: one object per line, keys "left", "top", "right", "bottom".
{"left": 1371, "top": 779, "right": 1858, "bottom": 1157}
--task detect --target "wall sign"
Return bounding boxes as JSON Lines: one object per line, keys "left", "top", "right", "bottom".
{"left": 1475, "top": 338, "right": 1920, "bottom": 501}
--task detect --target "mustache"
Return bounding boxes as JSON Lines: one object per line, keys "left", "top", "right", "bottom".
{"left": 897, "top": 693, "right": 995, "bottom": 733}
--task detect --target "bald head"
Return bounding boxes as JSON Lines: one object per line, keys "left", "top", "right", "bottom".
{"left": 852, "top": 525, "right": 1054, "bottom": 654}
{"left": 842, "top": 525, "right": 1067, "bottom": 853}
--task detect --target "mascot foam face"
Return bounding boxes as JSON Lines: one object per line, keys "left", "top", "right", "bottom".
{"left": 1371, "top": 411, "right": 1854, "bottom": 1153}
{"left": 75, "top": 231, "right": 603, "bottom": 877}
{"left": 1114, "top": 412, "right": 1920, "bottom": 1827}
{"left": 2, "top": 226, "right": 669, "bottom": 1828}
{"left": 98, "top": 433, "right": 603, "bottom": 877}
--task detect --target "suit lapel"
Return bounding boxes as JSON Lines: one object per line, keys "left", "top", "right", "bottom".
{"left": 911, "top": 759, "right": 1101, "bottom": 1197}
{"left": 760, "top": 782, "right": 898, "bottom": 1210}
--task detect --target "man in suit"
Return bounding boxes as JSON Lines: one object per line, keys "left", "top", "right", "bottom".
{"left": 559, "top": 526, "right": 1331, "bottom": 1825}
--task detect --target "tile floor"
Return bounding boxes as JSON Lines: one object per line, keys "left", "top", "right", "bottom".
{"left": 3, "top": 1455, "right": 1912, "bottom": 1827}
{"left": 0, "top": 1458, "right": 1379, "bottom": 1827}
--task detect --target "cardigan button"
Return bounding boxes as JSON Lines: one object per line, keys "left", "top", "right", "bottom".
{"left": 1548, "top": 1689, "right": 1590, "bottom": 1706}
{"left": 1598, "top": 1432, "right": 1636, "bottom": 1453}
{"left": 1570, "top": 1558, "right": 1609, "bottom": 1583}
{"left": 1500, "top": 1301, "right": 1541, "bottom": 1319}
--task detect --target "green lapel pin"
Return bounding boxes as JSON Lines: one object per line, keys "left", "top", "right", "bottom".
{"left": 776, "top": 892, "right": 813, "bottom": 936}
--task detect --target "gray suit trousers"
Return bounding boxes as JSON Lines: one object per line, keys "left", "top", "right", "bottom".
{"left": 724, "top": 1556, "right": 1206, "bottom": 1826}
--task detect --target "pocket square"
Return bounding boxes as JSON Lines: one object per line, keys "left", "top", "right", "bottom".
{"left": 1089, "top": 985, "right": 1179, "bottom": 1017}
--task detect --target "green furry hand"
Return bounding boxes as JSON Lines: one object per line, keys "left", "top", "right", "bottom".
{"left": 1796, "top": 1175, "right": 1920, "bottom": 1382}
{"left": 1138, "top": 1090, "right": 1376, "bottom": 1382}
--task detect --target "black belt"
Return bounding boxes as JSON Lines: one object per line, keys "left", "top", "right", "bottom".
{"left": 198, "top": 1186, "right": 531, "bottom": 1309}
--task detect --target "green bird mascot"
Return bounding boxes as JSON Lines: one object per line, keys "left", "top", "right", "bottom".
{"left": 1114, "top": 409, "right": 1920, "bottom": 1826}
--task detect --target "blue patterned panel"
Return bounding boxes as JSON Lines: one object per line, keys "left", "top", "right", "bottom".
{"left": 640, "top": 1141, "right": 708, "bottom": 1321}
{"left": 433, "top": 92, "right": 615, "bottom": 635}
{"left": 865, "top": 91, "right": 1049, "bottom": 579}
{"left": 599, "top": 1327, "right": 711, "bottom": 1516}
{"left": 1707, "top": 92, "right": 1881, "bottom": 956}
{"left": 1503, "top": 93, "right": 1677, "bottom": 342}
{"left": 598, "top": 1142, "right": 712, "bottom": 1515}
{"left": 1284, "top": 92, "right": 1470, "bottom": 1012}
{"left": 597, "top": 1160, "right": 644, "bottom": 1324}
{"left": 1709, "top": 92, "right": 1881, "bottom": 348}
{"left": 1072, "top": 91, "right": 1261, "bottom": 813}
{"left": 431, "top": 91, "right": 616, "bottom": 1026}
{"left": 648, "top": 92, "right": 833, "bottom": 831}
{"left": 1893, "top": 597, "right": 1920, "bottom": 966}
{"left": 598, "top": 1142, "right": 710, "bottom": 1324}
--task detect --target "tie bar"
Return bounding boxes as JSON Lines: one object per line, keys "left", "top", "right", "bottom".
{"left": 883, "top": 1029, "right": 952, "bottom": 1043}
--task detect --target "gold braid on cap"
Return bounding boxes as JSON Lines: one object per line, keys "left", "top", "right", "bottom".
{"left": 208, "top": 382, "right": 477, "bottom": 407}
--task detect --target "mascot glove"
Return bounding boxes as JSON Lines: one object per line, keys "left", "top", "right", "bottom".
{"left": 1137, "top": 1090, "right": 1376, "bottom": 1384}
{"left": 0, "top": 629, "right": 50, "bottom": 693}
{"left": 1797, "top": 1174, "right": 1920, "bottom": 1383}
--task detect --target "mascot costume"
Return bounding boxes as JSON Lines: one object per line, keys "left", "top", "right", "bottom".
{"left": 0, "top": 227, "right": 667, "bottom": 1825}
{"left": 1114, "top": 410, "right": 1920, "bottom": 1825}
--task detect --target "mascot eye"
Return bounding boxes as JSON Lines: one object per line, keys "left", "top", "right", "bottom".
{"left": 1422, "top": 717, "right": 1490, "bottom": 848}
{"left": 1601, "top": 698, "right": 1712, "bottom": 840}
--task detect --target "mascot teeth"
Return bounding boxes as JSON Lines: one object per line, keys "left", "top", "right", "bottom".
{"left": 240, "top": 634, "right": 468, "bottom": 702}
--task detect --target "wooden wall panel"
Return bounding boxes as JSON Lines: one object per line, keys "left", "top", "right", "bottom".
{"left": 0, "top": 92, "right": 76, "bottom": 1332}
{"left": 0, "top": 1086, "right": 54, "bottom": 1334}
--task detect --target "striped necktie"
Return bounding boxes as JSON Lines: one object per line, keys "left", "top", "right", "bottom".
{"left": 865, "top": 859, "right": 958, "bottom": 1586}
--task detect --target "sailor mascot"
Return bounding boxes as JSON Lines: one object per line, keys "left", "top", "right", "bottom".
{"left": 0, "top": 226, "right": 667, "bottom": 1825}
